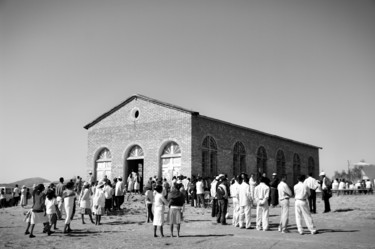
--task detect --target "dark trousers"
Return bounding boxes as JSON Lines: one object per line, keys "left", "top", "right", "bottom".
{"left": 308, "top": 189, "right": 316, "bottom": 213}
{"left": 211, "top": 199, "right": 218, "bottom": 217}
{"left": 115, "top": 196, "right": 122, "bottom": 210}
{"left": 105, "top": 198, "right": 112, "bottom": 212}
{"left": 197, "top": 194, "right": 205, "bottom": 208}
{"left": 146, "top": 203, "right": 153, "bottom": 222}
{"left": 216, "top": 199, "right": 227, "bottom": 224}
{"left": 322, "top": 190, "right": 331, "bottom": 212}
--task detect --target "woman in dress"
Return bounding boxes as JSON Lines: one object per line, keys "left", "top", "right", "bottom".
{"left": 20, "top": 185, "right": 27, "bottom": 208}
{"left": 79, "top": 182, "right": 94, "bottom": 224}
{"left": 63, "top": 181, "right": 76, "bottom": 233}
{"left": 24, "top": 184, "right": 51, "bottom": 238}
{"left": 127, "top": 174, "right": 134, "bottom": 193}
{"left": 153, "top": 185, "right": 168, "bottom": 237}
{"left": 167, "top": 183, "right": 185, "bottom": 237}
{"left": 93, "top": 181, "right": 106, "bottom": 225}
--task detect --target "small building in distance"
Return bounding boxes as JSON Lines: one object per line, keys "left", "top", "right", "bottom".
{"left": 84, "top": 94, "right": 321, "bottom": 190}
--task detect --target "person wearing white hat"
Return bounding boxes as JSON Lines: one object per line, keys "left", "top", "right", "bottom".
{"left": 93, "top": 181, "right": 106, "bottom": 225}
{"left": 319, "top": 172, "right": 331, "bottom": 213}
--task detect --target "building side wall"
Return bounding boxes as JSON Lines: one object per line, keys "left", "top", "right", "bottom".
{"left": 86, "top": 98, "right": 192, "bottom": 184}
{"left": 192, "top": 116, "right": 320, "bottom": 186}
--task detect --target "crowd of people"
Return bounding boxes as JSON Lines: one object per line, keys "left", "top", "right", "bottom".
{"left": 331, "top": 178, "right": 373, "bottom": 195}
{"left": 10, "top": 169, "right": 374, "bottom": 239}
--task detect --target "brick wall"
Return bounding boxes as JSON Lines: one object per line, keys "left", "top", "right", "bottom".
{"left": 192, "top": 116, "right": 320, "bottom": 186}
{"left": 86, "top": 98, "right": 192, "bottom": 185}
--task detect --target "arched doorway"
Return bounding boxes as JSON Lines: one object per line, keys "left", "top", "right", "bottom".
{"left": 161, "top": 142, "right": 181, "bottom": 182}
{"left": 126, "top": 145, "right": 144, "bottom": 192}
{"left": 202, "top": 136, "right": 217, "bottom": 178}
{"left": 95, "top": 148, "right": 112, "bottom": 182}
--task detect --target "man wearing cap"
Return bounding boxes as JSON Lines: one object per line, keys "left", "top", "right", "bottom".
{"left": 270, "top": 173, "right": 279, "bottom": 207}
{"left": 319, "top": 172, "right": 331, "bottom": 213}
{"left": 304, "top": 173, "right": 319, "bottom": 214}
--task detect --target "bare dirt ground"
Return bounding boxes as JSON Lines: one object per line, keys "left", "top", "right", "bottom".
{"left": 1, "top": 194, "right": 374, "bottom": 249}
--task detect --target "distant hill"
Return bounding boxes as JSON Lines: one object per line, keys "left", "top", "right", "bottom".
{"left": 0, "top": 177, "right": 51, "bottom": 188}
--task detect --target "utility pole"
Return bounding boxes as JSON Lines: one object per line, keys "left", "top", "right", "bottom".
{"left": 347, "top": 160, "right": 351, "bottom": 181}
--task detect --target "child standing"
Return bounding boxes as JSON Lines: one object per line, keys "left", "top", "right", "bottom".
{"left": 145, "top": 187, "right": 154, "bottom": 223}
{"left": 45, "top": 189, "right": 58, "bottom": 231}
{"left": 92, "top": 181, "right": 105, "bottom": 225}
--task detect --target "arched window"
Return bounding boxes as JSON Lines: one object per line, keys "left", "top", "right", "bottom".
{"left": 233, "top": 142, "right": 246, "bottom": 177}
{"left": 202, "top": 136, "right": 217, "bottom": 177}
{"left": 256, "top": 146, "right": 267, "bottom": 177}
{"left": 161, "top": 142, "right": 181, "bottom": 182}
{"left": 276, "top": 150, "right": 286, "bottom": 177}
{"left": 308, "top": 157, "right": 315, "bottom": 177}
{"left": 96, "top": 148, "right": 112, "bottom": 181}
{"left": 127, "top": 145, "right": 144, "bottom": 159}
{"left": 293, "top": 153, "right": 301, "bottom": 184}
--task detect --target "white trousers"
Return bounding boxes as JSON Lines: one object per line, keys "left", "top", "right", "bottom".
{"left": 295, "top": 200, "right": 316, "bottom": 233}
{"left": 232, "top": 198, "right": 240, "bottom": 227}
{"left": 279, "top": 199, "right": 289, "bottom": 231}
{"left": 256, "top": 203, "right": 269, "bottom": 230}
{"left": 239, "top": 205, "right": 252, "bottom": 228}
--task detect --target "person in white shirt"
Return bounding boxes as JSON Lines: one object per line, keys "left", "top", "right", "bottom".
{"left": 115, "top": 177, "right": 125, "bottom": 210}
{"left": 196, "top": 177, "right": 205, "bottom": 208}
{"left": 304, "top": 173, "right": 319, "bottom": 214}
{"left": 237, "top": 174, "right": 252, "bottom": 229}
{"left": 294, "top": 175, "right": 317, "bottom": 235}
{"left": 230, "top": 177, "right": 240, "bottom": 227}
{"left": 254, "top": 176, "right": 270, "bottom": 231}
{"left": 277, "top": 175, "right": 292, "bottom": 233}
{"left": 210, "top": 176, "right": 219, "bottom": 217}
{"left": 338, "top": 179, "right": 346, "bottom": 195}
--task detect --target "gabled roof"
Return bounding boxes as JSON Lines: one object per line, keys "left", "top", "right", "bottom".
{"left": 83, "top": 94, "right": 322, "bottom": 150}
{"left": 83, "top": 94, "right": 199, "bottom": 129}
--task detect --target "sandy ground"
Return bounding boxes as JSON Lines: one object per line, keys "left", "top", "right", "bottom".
{"left": 1, "top": 194, "right": 375, "bottom": 249}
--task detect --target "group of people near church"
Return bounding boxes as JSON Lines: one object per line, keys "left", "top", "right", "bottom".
{"left": 20, "top": 168, "right": 337, "bottom": 238}
{"left": 22, "top": 170, "right": 143, "bottom": 238}
{"left": 331, "top": 178, "right": 373, "bottom": 195}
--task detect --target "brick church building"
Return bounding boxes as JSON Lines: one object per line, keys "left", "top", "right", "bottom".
{"left": 84, "top": 94, "right": 321, "bottom": 189}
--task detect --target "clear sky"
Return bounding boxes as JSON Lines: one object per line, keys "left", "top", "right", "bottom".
{"left": 1, "top": 0, "right": 374, "bottom": 183}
